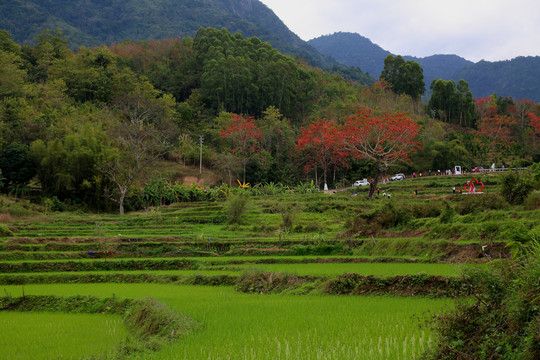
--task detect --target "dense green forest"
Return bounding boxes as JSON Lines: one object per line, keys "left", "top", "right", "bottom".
{"left": 308, "top": 32, "right": 391, "bottom": 79}
{"left": 453, "top": 57, "right": 540, "bottom": 101}
{"left": 0, "top": 0, "right": 371, "bottom": 82}
{"left": 0, "top": 27, "right": 539, "bottom": 213}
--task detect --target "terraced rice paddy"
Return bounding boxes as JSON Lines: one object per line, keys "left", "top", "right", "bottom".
{"left": 1, "top": 172, "right": 534, "bottom": 358}
{"left": 3, "top": 283, "right": 451, "bottom": 360}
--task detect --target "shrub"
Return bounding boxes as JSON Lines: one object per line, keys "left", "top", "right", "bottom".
{"left": 279, "top": 204, "right": 296, "bottom": 231}
{"left": 50, "top": 196, "right": 67, "bottom": 212}
{"left": 500, "top": 171, "right": 534, "bottom": 205}
{"left": 412, "top": 201, "right": 443, "bottom": 218}
{"left": 455, "top": 193, "right": 508, "bottom": 215}
{"left": 529, "top": 161, "right": 540, "bottom": 183}
{"left": 438, "top": 202, "right": 455, "bottom": 224}
{"left": 479, "top": 221, "right": 501, "bottom": 244}
{"left": 235, "top": 272, "right": 309, "bottom": 294}
{"left": 342, "top": 202, "right": 412, "bottom": 236}
{"left": 0, "top": 212, "right": 13, "bottom": 223}
{"left": 523, "top": 190, "right": 540, "bottom": 210}
{"left": 377, "top": 202, "right": 412, "bottom": 229}
{"left": 225, "top": 193, "right": 248, "bottom": 224}
{"left": 298, "top": 221, "right": 325, "bottom": 233}
{"left": 123, "top": 297, "right": 196, "bottom": 345}
{"left": 424, "top": 245, "right": 540, "bottom": 360}
{"left": 323, "top": 273, "right": 362, "bottom": 295}
{"left": 0, "top": 224, "right": 13, "bottom": 237}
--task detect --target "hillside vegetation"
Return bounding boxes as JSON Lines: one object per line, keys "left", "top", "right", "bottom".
{"left": 0, "top": 0, "right": 344, "bottom": 71}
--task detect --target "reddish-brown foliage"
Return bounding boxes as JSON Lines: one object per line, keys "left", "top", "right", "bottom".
{"left": 474, "top": 96, "right": 497, "bottom": 119}
{"left": 475, "top": 114, "right": 517, "bottom": 161}
{"left": 341, "top": 106, "right": 422, "bottom": 197}
{"left": 296, "top": 120, "right": 349, "bottom": 186}
{"left": 220, "top": 114, "right": 262, "bottom": 182}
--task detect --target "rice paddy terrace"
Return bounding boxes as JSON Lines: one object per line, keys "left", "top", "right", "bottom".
{"left": 1, "top": 172, "right": 537, "bottom": 359}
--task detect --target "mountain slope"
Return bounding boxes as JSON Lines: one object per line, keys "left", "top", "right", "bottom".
{"left": 309, "top": 32, "right": 540, "bottom": 101}
{"left": 307, "top": 32, "right": 390, "bottom": 77}
{"left": 451, "top": 57, "right": 540, "bottom": 101}
{"left": 0, "top": 0, "right": 338, "bottom": 68}
{"left": 309, "top": 32, "right": 473, "bottom": 86}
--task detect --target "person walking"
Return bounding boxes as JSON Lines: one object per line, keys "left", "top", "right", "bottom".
{"left": 452, "top": 186, "right": 456, "bottom": 195}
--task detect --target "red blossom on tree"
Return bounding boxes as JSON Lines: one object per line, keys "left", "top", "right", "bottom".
{"left": 515, "top": 99, "right": 536, "bottom": 128}
{"left": 528, "top": 112, "right": 540, "bottom": 152}
{"left": 474, "top": 96, "right": 497, "bottom": 119}
{"left": 296, "top": 120, "right": 349, "bottom": 188}
{"left": 341, "top": 106, "right": 422, "bottom": 198}
{"left": 220, "top": 114, "right": 262, "bottom": 183}
{"left": 475, "top": 114, "right": 517, "bottom": 162}
{"left": 373, "top": 79, "right": 391, "bottom": 92}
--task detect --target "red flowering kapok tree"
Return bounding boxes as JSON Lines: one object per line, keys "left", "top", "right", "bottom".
{"left": 296, "top": 120, "right": 348, "bottom": 189}
{"left": 528, "top": 112, "right": 540, "bottom": 153}
{"left": 220, "top": 114, "right": 262, "bottom": 183}
{"left": 474, "top": 96, "right": 497, "bottom": 119}
{"left": 475, "top": 114, "right": 517, "bottom": 163}
{"left": 342, "top": 107, "right": 422, "bottom": 199}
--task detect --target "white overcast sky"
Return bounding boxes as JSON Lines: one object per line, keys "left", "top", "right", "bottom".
{"left": 260, "top": 0, "right": 540, "bottom": 62}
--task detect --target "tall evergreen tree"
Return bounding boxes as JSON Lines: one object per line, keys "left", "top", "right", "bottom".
{"left": 380, "top": 55, "right": 425, "bottom": 100}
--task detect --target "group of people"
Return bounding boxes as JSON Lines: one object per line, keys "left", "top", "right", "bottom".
{"left": 412, "top": 169, "right": 459, "bottom": 178}
{"left": 376, "top": 188, "right": 391, "bottom": 198}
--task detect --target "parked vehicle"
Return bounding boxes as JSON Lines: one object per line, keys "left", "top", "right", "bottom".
{"left": 471, "top": 166, "right": 485, "bottom": 173}
{"left": 353, "top": 179, "right": 370, "bottom": 187}
{"left": 390, "top": 173, "right": 405, "bottom": 181}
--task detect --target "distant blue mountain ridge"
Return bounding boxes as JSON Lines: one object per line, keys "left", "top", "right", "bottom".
{"left": 309, "top": 32, "right": 540, "bottom": 102}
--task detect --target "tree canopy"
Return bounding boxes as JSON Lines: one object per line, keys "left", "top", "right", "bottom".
{"left": 380, "top": 55, "right": 425, "bottom": 100}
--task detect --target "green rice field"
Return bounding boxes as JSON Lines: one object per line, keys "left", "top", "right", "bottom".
{"left": 3, "top": 283, "right": 451, "bottom": 360}
{"left": 226, "top": 262, "right": 466, "bottom": 276}
{"left": 0, "top": 311, "right": 127, "bottom": 360}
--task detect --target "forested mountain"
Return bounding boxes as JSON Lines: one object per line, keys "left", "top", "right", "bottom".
{"left": 309, "top": 32, "right": 540, "bottom": 102}
{"left": 307, "top": 32, "right": 390, "bottom": 78}
{"left": 451, "top": 57, "right": 540, "bottom": 102}
{"left": 308, "top": 32, "right": 473, "bottom": 91}
{"left": 0, "top": 0, "right": 345, "bottom": 71}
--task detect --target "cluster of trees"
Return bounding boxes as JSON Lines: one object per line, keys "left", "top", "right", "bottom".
{"left": 425, "top": 84, "right": 540, "bottom": 166}
{"left": 294, "top": 106, "right": 422, "bottom": 198}
{"left": 0, "top": 28, "right": 179, "bottom": 212}
{"left": 428, "top": 79, "right": 475, "bottom": 127}
{"left": 379, "top": 55, "right": 425, "bottom": 101}
{"left": 0, "top": 27, "right": 539, "bottom": 213}
{"left": 0, "top": 27, "right": 379, "bottom": 212}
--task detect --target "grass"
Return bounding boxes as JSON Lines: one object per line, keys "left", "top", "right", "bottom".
{"left": 231, "top": 262, "right": 467, "bottom": 277}
{"left": 2, "top": 283, "right": 452, "bottom": 360}
{"left": 0, "top": 311, "right": 127, "bottom": 360}
{"left": 0, "top": 269, "right": 240, "bottom": 276}
{"left": 0, "top": 262, "right": 466, "bottom": 278}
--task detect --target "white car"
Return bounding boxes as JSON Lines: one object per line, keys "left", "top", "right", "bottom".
{"left": 353, "top": 179, "right": 370, "bottom": 187}
{"left": 390, "top": 173, "right": 405, "bottom": 181}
